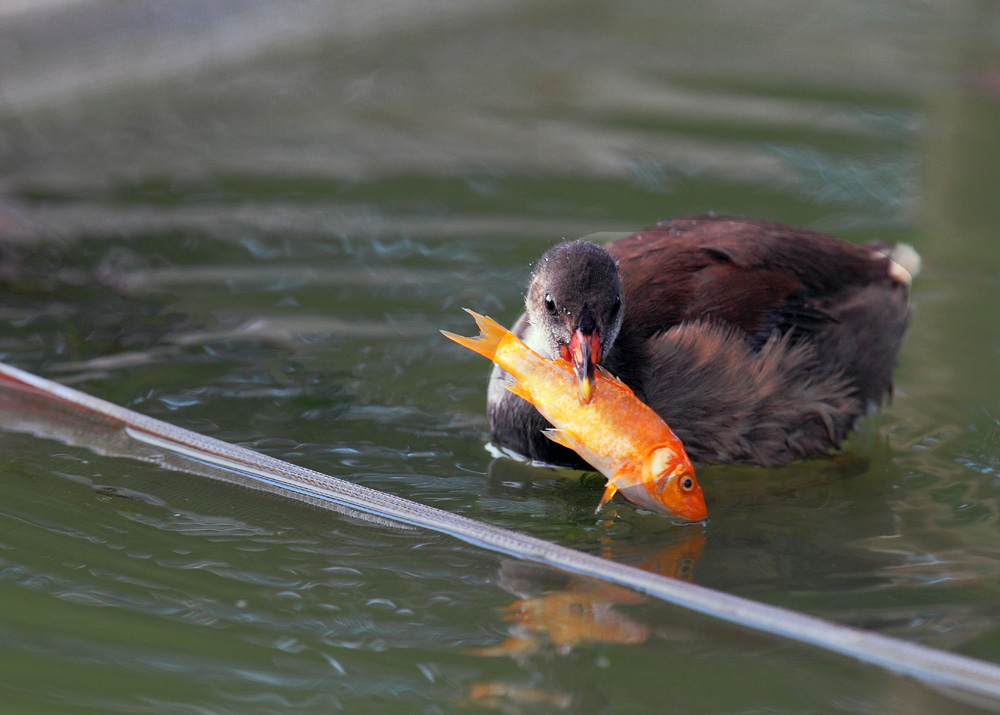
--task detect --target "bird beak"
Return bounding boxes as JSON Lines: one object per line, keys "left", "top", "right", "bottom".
{"left": 568, "top": 327, "right": 601, "bottom": 404}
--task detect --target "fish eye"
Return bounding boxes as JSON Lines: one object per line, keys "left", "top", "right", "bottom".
{"left": 680, "top": 476, "right": 695, "bottom": 492}
{"left": 544, "top": 293, "right": 557, "bottom": 315}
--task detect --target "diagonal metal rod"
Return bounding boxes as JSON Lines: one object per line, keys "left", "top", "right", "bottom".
{"left": 0, "top": 360, "right": 998, "bottom": 708}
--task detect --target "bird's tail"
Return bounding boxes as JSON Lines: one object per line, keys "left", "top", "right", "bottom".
{"left": 888, "top": 243, "right": 922, "bottom": 285}
{"left": 440, "top": 309, "right": 509, "bottom": 361}
{"left": 869, "top": 241, "right": 922, "bottom": 286}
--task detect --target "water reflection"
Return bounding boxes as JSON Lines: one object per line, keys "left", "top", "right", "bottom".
{"left": 461, "top": 681, "right": 574, "bottom": 712}
{"left": 470, "top": 532, "right": 704, "bottom": 660}
{"left": 464, "top": 532, "right": 705, "bottom": 711}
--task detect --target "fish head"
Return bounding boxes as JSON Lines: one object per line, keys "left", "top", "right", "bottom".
{"left": 525, "top": 240, "right": 625, "bottom": 404}
{"left": 634, "top": 446, "right": 707, "bottom": 522}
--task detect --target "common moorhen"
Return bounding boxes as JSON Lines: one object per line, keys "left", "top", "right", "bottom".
{"left": 487, "top": 216, "right": 919, "bottom": 467}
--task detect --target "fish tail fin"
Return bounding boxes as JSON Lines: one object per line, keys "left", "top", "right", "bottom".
{"left": 597, "top": 482, "right": 619, "bottom": 512}
{"left": 440, "top": 309, "right": 508, "bottom": 361}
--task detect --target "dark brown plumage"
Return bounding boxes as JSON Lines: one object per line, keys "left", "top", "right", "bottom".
{"left": 487, "top": 215, "right": 916, "bottom": 468}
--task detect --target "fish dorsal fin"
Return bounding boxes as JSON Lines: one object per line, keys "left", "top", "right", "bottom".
{"left": 505, "top": 381, "right": 532, "bottom": 404}
{"left": 596, "top": 364, "right": 627, "bottom": 387}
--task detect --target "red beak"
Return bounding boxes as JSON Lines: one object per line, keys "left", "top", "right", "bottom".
{"left": 568, "top": 328, "right": 601, "bottom": 404}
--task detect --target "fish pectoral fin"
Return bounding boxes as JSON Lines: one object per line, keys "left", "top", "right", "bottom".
{"left": 597, "top": 482, "right": 619, "bottom": 511}
{"left": 596, "top": 465, "right": 635, "bottom": 511}
{"left": 541, "top": 428, "right": 583, "bottom": 452}
{"left": 505, "top": 381, "right": 532, "bottom": 404}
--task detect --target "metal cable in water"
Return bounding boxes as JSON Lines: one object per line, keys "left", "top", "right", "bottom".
{"left": 1, "top": 360, "right": 999, "bottom": 707}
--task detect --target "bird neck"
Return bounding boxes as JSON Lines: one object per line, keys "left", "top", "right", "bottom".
{"left": 522, "top": 322, "right": 556, "bottom": 360}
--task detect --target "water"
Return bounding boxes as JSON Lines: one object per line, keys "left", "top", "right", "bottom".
{"left": 1, "top": 1, "right": 999, "bottom": 712}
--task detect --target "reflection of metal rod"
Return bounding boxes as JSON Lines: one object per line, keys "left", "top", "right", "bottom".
{"left": 1, "top": 361, "right": 998, "bottom": 706}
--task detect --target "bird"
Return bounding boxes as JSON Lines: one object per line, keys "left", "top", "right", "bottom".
{"left": 487, "top": 215, "right": 919, "bottom": 468}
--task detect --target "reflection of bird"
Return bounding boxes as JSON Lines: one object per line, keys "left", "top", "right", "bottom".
{"left": 489, "top": 216, "right": 919, "bottom": 468}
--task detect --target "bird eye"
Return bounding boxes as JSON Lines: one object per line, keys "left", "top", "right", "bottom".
{"left": 544, "top": 293, "right": 557, "bottom": 315}
{"left": 610, "top": 295, "right": 621, "bottom": 317}
{"left": 680, "top": 476, "right": 694, "bottom": 492}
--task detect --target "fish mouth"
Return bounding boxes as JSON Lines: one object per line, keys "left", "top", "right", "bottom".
{"left": 676, "top": 483, "right": 708, "bottom": 522}
{"left": 567, "top": 326, "right": 601, "bottom": 404}
{"left": 657, "top": 490, "right": 707, "bottom": 523}
{"left": 680, "top": 496, "right": 708, "bottom": 522}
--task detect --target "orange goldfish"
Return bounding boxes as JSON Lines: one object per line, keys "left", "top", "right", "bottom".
{"left": 442, "top": 309, "right": 707, "bottom": 521}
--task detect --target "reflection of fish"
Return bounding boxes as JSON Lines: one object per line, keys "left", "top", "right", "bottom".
{"left": 443, "top": 310, "right": 706, "bottom": 521}
{"left": 637, "top": 531, "right": 707, "bottom": 582}
{"left": 462, "top": 682, "right": 573, "bottom": 711}
{"left": 470, "top": 532, "right": 706, "bottom": 663}
{"left": 471, "top": 579, "right": 648, "bottom": 659}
